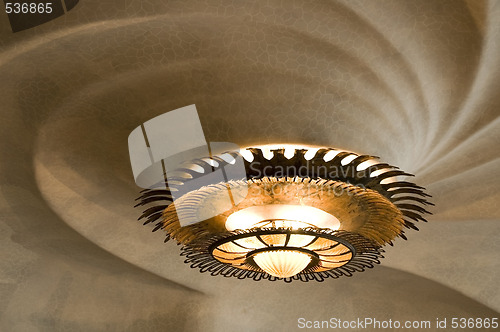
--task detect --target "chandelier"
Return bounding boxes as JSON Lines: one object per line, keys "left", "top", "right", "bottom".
{"left": 129, "top": 107, "right": 432, "bottom": 282}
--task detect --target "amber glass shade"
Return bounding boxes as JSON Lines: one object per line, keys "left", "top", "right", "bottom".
{"left": 253, "top": 250, "right": 311, "bottom": 278}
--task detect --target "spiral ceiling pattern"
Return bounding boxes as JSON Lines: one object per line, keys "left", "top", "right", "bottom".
{"left": 0, "top": 0, "right": 499, "bottom": 330}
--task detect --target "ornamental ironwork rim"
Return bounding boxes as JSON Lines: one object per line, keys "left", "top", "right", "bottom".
{"left": 134, "top": 146, "right": 432, "bottom": 282}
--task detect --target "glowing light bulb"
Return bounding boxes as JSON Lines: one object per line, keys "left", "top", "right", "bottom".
{"left": 225, "top": 205, "right": 340, "bottom": 231}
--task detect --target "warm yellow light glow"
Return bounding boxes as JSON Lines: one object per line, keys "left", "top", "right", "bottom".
{"left": 253, "top": 219, "right": 314, "bottom": 229}
{"left": 286, "top": 234, "right": 316, "bottom": 247}
{"left": 225, "top": 205, "right": 340, "bottom": 231}
{"left": 233, "top": 237, "right": 267, "bottom": 249}
{"left": 253, "top": 250, "right": 311, "bottom": 278}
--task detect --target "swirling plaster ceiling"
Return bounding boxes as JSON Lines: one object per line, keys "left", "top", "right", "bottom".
{"left": 0, "top": 0, "right": 499, "bottom": 331}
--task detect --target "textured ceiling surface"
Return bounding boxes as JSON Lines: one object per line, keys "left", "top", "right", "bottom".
{"left": 1, "top": 0, "right": 499, "bottom": 331}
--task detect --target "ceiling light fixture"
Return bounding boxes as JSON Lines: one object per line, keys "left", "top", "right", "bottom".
{"left": 132, "top": 144, "right": 432, "bottom": 282}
